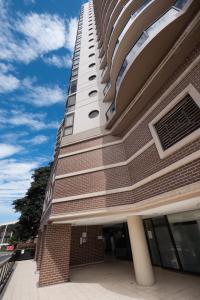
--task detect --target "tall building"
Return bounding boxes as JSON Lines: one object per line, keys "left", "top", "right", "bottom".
{"left": 37, "top": 0, "right": 200, "bottom": 287}
{"left": 0, "top": 221, "right": 17, "bottom": 246}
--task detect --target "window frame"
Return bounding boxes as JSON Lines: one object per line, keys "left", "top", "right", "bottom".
{"left": 149, "top": 84, "right": 200, "bottom": 159}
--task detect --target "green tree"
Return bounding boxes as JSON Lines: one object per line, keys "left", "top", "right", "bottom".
{"left": 12, "top": 163, "right": 52, "bottom": 242}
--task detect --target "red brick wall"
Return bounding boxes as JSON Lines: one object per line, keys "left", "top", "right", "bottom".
{"left": 70, "top": 226, "right": 104, "bottom": 266}
{"left": 45, "top": 46, "right": 200, "bottom": 221}
{"left": 39, "top": 224, "right": 71, "bottom": 286}
{"left": 53, "top": 166, "right": 130, "bottom": 199}
{"left": 56, "top": 143, "right": 126, "bottom": 175}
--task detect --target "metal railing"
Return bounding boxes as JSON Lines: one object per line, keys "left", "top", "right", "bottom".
{"left": 106, "top": 101, "right": 116, "bottom": 121}
{"left": 103, "top": 81, "right": 111, "bottom": 96}
{"left": 0, "top": 254, "right": 15, "bottom": 294}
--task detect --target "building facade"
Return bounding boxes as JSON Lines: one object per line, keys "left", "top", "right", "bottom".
{"left": 37, "top": 0, "right": 200, "bottom": 287}
{"left": 0, "top": 221, "right": 16, "bottom": 246}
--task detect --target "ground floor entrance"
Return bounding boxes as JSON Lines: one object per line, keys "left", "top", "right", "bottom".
{"left": 144, "top": 210, "right": 200, "bottom": 275}
{"left": 103, "top": 223, "right": 132, "bottom": 261}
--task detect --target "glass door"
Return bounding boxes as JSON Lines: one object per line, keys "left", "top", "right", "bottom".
{"left": 152, "top": 217, "right": 180, "bottom": 270}
{"left": 168, "top": 210, "right": 200, "bottom": 274}
{"left": 144, "top": 219, "right": 162, "bottom": 266}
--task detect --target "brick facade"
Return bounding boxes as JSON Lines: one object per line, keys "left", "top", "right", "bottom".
{"left": 39, "top": 224, "right": 71, "bottom": 286}
{"left": 38, "top": 4, "right": 200, "bottom": 287}
{"left": 50, "top": 49, "right": 200, "bottom": 214}
{"left": 70, "top": 226, "right": 104, "bottom": 267}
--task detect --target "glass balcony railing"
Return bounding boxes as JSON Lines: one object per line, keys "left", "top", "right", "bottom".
{"left": 106, "top": 101, "right": 116, "bottom": 121}
{"left": 116, "top": 7, "right": 179, "bottom": 90}
{"left": 105, "top": 0, "right": 189, "bottom": 123}
{"left": 103, "top": 81, "right": 111, "bottom": 96}
{"left": 102, "top": 64, "right": 108, "bottom": 78}
{"left": 175, "top": 0, "right": 188, "bottom": 9}
{"left": 112, "top": 0, "right": 152, "bottom": 61}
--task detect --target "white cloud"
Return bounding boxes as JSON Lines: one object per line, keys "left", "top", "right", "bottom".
{"left": 21, "top": 78, "right": 65, "bottom": 106}
{"left": 17, "top": 13, "right": 66, "bottom": 53}
{"left": 0, "top": 109, "right": 58, "bottom": 130}
{"left": 0, "top": 1, "right": 78, "bottom": 65}
{"left": 66, "top": 18, "right": 79, "bottom": 52}
{"left": 24, "top": 0, "right": 35, "bottom": 5}
{"left": 29, "top": 135, "right": 48, "bottom": 145}
{"left": 0, "top": 73, "right": 20, "bottom": 93}
{"left": 0, "top": 144, "right": 22, "bottom": 159}
{"left": 0, "top": 62, "right": 15, "bottom": 73}
{"left": 0, "top": 159, "right": 39, "bottom": 204}
{"left": 43, "top": 54, "right": 72, "bottom": 68}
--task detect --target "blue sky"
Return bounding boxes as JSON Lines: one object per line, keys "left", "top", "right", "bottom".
{"left": 0, "top": 0, "right": 84, "bottom": 223}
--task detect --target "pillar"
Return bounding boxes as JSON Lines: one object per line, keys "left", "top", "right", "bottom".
{"left": 127, "top": 215, "right": 155, "bottom": 286}
{"left": 34, "top": 230, "right": 42, "bottom": 262}
{"left": 39, "top": 224, "right": 71, "bottom": 286}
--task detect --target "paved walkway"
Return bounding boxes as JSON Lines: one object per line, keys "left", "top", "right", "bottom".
{"left": 1, "top": 260, "right": 200, "bottom": 300}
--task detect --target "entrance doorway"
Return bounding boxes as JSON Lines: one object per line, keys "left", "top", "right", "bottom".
{"left": 103, "top": 223, "right": 132, "bottom": 260}
{"left": 144, "top": 211, "right": 200, "bottom": 275}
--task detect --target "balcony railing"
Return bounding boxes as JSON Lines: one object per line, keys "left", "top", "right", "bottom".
{"left": 116, "top": 7, "right": 179, "bottom": 90}
{"left": 103, "top": 81, "right": 111, "bottom": 96}
{"left": 0, "top": 254, "right": 15, "bottom": 294}
{"left": 112, "top": 0, "right": 152, "bottom": 62}
{"left": 101, "top": 64, "right": 108, "bottom": 78}
{"left": 106, "top": 101, "right": 116, "bottom": 121}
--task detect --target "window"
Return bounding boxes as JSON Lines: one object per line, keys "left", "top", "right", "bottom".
{"left": 73, "top": 58, "right": 79, "bottom": 65}
{"left": 69, "top": 80, "right": 77, "bottom": 94}
{"left": 64, "top": 127, "right": 73, "bottom": 136}
{"left": 88, "top": 90, "right": 97, "bottom": 97}
{"left": 89, "top": 27, "right": 93, "bottom": 31}
{"left": 89, "top": 110, "right": 99, "bottom": 118}
{"left": 89, "top": 33, "right": 93, "bottom": 36}
{"left": 64, "top": 113, "right": 74, "bottom": 136}
{"left": 154, "top": 94, "right": 200, "bottom": 151}
{"left": 89, "top": 45, "right": 94, "bottom": 49}
{"left": 89, "top": 39, "right": 94, "bottom": 42}
{"left": 71, "top": 68, "right": 78, "bottom": 80}
{"left": 74, "top": 51, "right": 80, "bottom": 58}
{"left": 65, "top": 113, "right": 74, "bottom": 126}
{"left": 89, "top": 53, "right": 95, "bottom": 58}
{"left": 149, "top": 85, "right": 200, "bottom": 158}
{"left": 88, "top": 75, "right": 96, "bottom": 81}
{"left": 89, "top": 63, "right": 95, "bottom": 68}
{"left": 68, "top": 94, "right": 76, "bottom": 106}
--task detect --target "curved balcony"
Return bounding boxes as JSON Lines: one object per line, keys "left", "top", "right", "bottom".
{"left": 100, "top": 0, "right": 127, "bottom": 55}
{"left": 102, "top": 0, "right": 119, "bottom": 41}
{"left": 103, "top": 0, "right": 175, "bottom": 102}
{"left": 105, "top": 0, "right": 198, "bottom": 128}
{"left": 102, "top": 0, "right": 151, "bottom": 83}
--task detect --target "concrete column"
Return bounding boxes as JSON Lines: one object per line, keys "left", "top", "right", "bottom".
{"left": 39, "top": 224, "right": 71, "bottom": 286}
{"left": 127, "top": 215, "right": 155, "bottom": 286}
{"left": 34, "top": 230, "right": 42, "bottom": 262}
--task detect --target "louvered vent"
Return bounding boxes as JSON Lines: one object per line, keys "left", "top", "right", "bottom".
{"left": 154, "top": 94, "right": 200, "bottom": 150}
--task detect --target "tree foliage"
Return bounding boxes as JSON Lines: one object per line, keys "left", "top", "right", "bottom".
{"left": 12, "top": 163, "right": 52, "bottom": 242}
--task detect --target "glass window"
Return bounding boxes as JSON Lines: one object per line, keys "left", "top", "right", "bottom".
{"left": 69, "top": 80, "right": 77, "bottom": 94}
{"left": 88, "top": 75, "right": 96, "bottom": 81}
{"left": 65, "top": 113, "right": 74, "bottom": 127}
{"left": 168, "top": 210, "right": 200, "bottom": 274}
{"left": 89, "top": 63, "right": 95, "bottom": 68}
{"left": 72, "top": 69, "right": 78, "bottom": 76}
{"left": 64, "top": 127, "right": 73, "bottom": 136}
{"left": 152, "top": 217, "right": 180, "bottom": 270}
{"left": 67, "top": 105, "right": 75, "bottom": 112}
{"left": 88, "top": 90, "right": 97, "bottom": 97}
{"left": 144, "top": 219, "right": 162, "bottom": 266}
{"left": 89, "top": 110, "right": 99, "bottom": 118}
{"left": 67, "top": 94, "right": 76, "bottom": 106}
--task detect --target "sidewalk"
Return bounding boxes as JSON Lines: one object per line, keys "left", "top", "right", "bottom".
{"left": 1, "top": 260, "right": 200, "bottom": 300}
